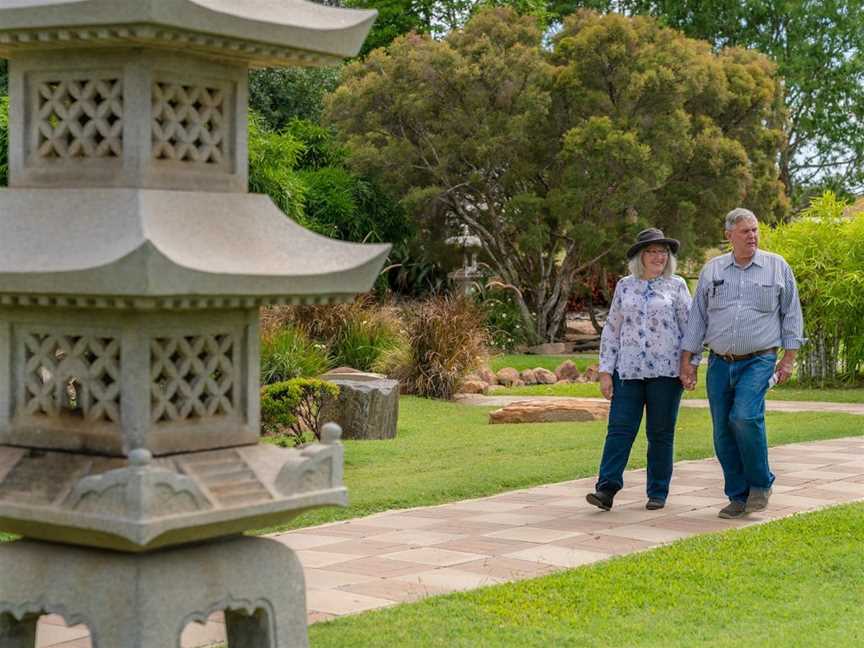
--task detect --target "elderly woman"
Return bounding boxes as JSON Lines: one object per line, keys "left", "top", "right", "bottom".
{"left": 586, "top": 228, "right": 692, "bottom": 511}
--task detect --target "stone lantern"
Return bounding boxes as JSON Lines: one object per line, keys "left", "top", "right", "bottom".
{"left": 0, "top": 1, "right": 385, "bottom": 646}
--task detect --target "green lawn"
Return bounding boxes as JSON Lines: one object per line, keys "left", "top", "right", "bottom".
{"left": 488, "top": 355, "right": 864, "bottom": 403}
{"left": 309, "top": 503, "right": 864, "bottom": 647}
{"left": 263, "top": 396, "right": 863, "bottom": 533}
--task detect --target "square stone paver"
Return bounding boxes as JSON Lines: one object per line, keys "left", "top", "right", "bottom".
{"left": 600, "top": 524, "right": 693, "bottom": 543}
{"left": 319, "top": 556, "right": 431, "bottom": 578}
{"left": 339, "top": 579, "right": 452, "bottom": 603}
{"left": 273, "top": 533, "right": 347, "bottom": 551}
{"left": 381, "top": 548, "right": 486, "bottom": 567}
{"left": 552, "top": 533, "right": 659, "bottom": 555}
{"left": 310, "top": 540, "right": 414, "bottom": 557}
{"left": 502, "top": 545, "right": 611, "bottom": 568}
{"left": 448, "top": 500, "right": 531, "bottom": 513}
{"left": 304, "top": 569, "right": 380, "bottom": 590}
{"left": 362, "top": 529, "right": 466, "bottom": 547}
{"left": 394, "top": 568, "right": 506, "bottom": 592}
{"left": 470, "top": 512, "right": 558, "bottom": 525}
{"left": 457, "top": 557, "right": 560, "bottom": 580}
{"left": 432, "top": 537, "right": 539, "bottom": 556}
{"left": 483, "top": 527, "right": 584, "bottom": 543}
{"left": 296, "top": 549, "right": 370, "bottom": 569}
{"left": 306, "top": 589, "right": 396, "bottom": 615}
{"left": 360, "top": 515, "right": 449, "bottom": 530}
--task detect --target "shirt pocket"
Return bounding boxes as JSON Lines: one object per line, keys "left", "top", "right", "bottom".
{"left": 749, "top": 281, "right": 779, "bottom": 312}
{"left": 707, "top": 284, "right": 731, "bottom": 311}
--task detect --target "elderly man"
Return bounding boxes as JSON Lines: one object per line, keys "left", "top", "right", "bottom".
{"left": 679, "top": 208, "right": 804, "bottom": 519}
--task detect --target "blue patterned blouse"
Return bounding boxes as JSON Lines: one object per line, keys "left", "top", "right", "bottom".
{"left": 599, "top": 274, "right": 692, "bottom": 380}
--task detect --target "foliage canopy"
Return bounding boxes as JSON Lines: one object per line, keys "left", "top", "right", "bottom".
{"left": 327, "top": 8, "right": 787, "bottom": 341}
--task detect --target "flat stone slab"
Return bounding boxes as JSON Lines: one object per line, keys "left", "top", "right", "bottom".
{"left": 489, "top": 399, "right": 609, "bottom": 424}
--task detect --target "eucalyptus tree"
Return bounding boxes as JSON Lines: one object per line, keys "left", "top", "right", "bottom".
{"left": 328, "top": 8, "right": 787, "bottom": 341}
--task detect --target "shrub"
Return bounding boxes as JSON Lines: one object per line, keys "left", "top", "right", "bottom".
{"left": 0, "top": 95, "right": 8, "bottom": 187}
{"left": 260, "top": 325, "right": 330, "bottom": 384}
{"left": 479, "top": 288, "right": 531, "bottom": 352}
{"left": 264, "top": 299, "right": 407, "bottom": 373}
{"left": 761, "top": 191, "right": 864, "bottom": 385}
{"left": 260, "top": 378, "right": 339, "bottom": 446}
{"left": 381, "top": 296, "right": 488, "bottom": 399}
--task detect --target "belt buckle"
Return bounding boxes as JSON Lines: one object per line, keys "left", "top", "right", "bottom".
{"left": 718, "top": 352, "right": 736, "bottom": 362}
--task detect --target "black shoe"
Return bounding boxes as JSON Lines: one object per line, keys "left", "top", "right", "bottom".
{"left": 586, "top": 491, "right": 614, "bottom": 511}
{"left": 646, "top": 498, "right": 665, "bottom": 510}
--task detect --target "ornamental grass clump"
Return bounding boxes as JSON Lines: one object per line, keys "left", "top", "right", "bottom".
{"left": 265, "top": 298, "right": 407, "bottom": 373}
{"left": 382, "top": 296, "right": 488, "bottom": 399}
{"left": 260, "top": 325, "right": 330, "bottom": 384}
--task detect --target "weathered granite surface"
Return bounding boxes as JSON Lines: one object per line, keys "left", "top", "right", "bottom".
{"left": 0, "top": 535, "right": 309, "bottom": 647}
{"left": 489, "top": 399, "right": 609, "bottom": 424}
{"left": 319, "top": 372, "right": 399, "bottom": 440}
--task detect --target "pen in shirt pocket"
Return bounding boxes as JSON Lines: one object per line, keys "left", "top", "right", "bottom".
{"left": 712, "top": 279, "right": 724, "bottom": 296}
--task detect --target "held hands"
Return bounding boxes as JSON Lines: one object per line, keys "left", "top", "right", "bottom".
{"left": 679, "top": 361, "right": 697, "bottom": 391}
{"left": 599, "top": 373, "right": 614, "bottom": 400}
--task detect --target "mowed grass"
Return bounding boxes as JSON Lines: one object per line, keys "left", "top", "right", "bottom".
{"left": 309, "top": 502, "right": 864, "bottom": 647}
{"left": 489, "top": 355, "right": 864, "bottom": 403}
{"left": 262, "top": 396, "right": 863, "bottom": 533}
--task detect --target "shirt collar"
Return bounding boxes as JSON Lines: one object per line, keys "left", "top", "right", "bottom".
{"left": 723, "top": 249, "right": 765, "bottom": 269}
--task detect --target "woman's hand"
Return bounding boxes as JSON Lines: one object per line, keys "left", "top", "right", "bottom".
{"left": 599, "top": 373, "right": 614, "bottom": 400}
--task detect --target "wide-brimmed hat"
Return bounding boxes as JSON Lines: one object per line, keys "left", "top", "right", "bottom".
{"left": 626, "top": 228, "right": 680, "bottom": 259}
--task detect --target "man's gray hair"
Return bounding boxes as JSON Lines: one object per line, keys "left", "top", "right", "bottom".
{"left": 725, "top": 207, "right": 758, "bottom": 231}
{"left": 628, "top": 248, "right": 677, "bottom": 279}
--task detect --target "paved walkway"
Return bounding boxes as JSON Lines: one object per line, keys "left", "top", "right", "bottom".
{"left": 34, "top": 435, "right": 864, "bottom": 647}
{"left": 455, "top": 393, "right": 864, "bottom": 415}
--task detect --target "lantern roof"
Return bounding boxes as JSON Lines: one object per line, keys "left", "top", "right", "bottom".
{"left": 0, "top": 0, "right": 377, "bottom": 66}
{"left": 0, "top": 189, "right": 390, "bottom": 305}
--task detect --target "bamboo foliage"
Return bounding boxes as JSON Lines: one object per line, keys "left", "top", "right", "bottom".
{"left": 760, "top": 192, "right": 864, "bottom": 385}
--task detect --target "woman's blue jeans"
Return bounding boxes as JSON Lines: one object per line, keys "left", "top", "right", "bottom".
{"left": 706, "top": 352, "right": 776, "bottom": 503}
{"left": 595, "top": 372, "right": 684, "bottom": 501}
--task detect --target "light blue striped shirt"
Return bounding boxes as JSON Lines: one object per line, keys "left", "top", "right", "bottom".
{"left": 681, "top": 249, "right": 805, "bottom": 357}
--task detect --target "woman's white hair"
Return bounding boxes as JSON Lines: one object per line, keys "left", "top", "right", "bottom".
{"left": 628, "top": 246, "right": 677, "bottom": 279}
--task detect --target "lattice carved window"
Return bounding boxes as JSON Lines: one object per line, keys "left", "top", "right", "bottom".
{"left": 151, "top": 82, "right": 227, "bottom": 164}
{"left": 21, "top": 333, "right": 121, "bottom": 423}
{"left": 35, "top": 78, "right": 124, "bottom": 159}
{"left": 151, "top": 334, "right": 237, "bottom": 423}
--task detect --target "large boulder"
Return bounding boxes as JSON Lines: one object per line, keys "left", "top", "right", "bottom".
{"left": 496, "top": 367, "right": 521, "bottom": 387}
{"left": 519, "top": 369, "right": 538, "bottom": 385}
{"left": 477, "top": 367, "right": 498, "bottom": 385}
{"left": 319, "top": 370, "right": 399, "bottom": 440}
{"left": 460, "top": 380, "right": 489, "bottom": 394}
{"left": 489, "top": 399, "right": 609, "bottom": 424}
{"left": 534, "top": 368, "right": 557, "bottom": 384}
{"left": 583, "top": 364, "right": 600, "bottom": 382}
{"left": 554, "top": 360, "right": 581, "bottom": 382}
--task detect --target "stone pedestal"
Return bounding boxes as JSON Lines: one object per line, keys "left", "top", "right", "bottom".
{"left": 0, "top": 536, "right": 308, "bottom": 647}
{"left": 320, "top": 371, "right": 399, "bottom": 440}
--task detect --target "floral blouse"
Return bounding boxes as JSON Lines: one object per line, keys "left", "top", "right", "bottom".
{"left": 599, "top": 275, "right": 692, "bottom": 380}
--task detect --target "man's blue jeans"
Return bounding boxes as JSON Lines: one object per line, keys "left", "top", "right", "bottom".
{"left": 706, "top": 352, "right": 776, "bottom": 503}
{"left": 595, "top": 372, "right": 683, "bottom": 501}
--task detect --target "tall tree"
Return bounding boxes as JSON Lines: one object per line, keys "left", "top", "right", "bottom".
{"left": 327, "top": 8, "right": 787, "bottom": 342}
{"left": 556, "top": 0, "right": 864, "bottom": 202}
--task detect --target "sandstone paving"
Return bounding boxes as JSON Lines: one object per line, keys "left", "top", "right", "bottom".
{"left": 35, "top": 434, "right": 864, "bottom": 648}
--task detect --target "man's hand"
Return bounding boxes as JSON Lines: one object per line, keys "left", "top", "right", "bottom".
{"left": 775, "top": 350, "right": 796, "bottom": 385}
{"left": 599, "top": 372, "right": 614, "bottom": 400}
{"left": 679, "top": 353, "right": 697, "bottom": 391}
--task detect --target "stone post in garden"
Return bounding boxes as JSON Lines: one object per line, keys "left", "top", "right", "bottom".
{"left": 0, "top": 1, "right": 385, "bottom": 646}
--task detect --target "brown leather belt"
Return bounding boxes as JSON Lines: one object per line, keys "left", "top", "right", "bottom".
{"left": 711, "top": 348, "right": 778, "bottom": 362}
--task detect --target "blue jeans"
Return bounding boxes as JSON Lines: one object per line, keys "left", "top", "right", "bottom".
{"left": 595, "top": 372, "right": 683, "bottom": 501}
{"left": 706, "top": 352, "right": 776, "bottom": 503}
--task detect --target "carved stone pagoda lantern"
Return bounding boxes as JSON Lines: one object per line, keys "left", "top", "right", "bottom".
{"left": 0, "top": 1, "right": 384, "bottom": 646}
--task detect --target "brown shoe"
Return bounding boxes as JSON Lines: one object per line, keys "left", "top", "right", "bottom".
{"left": 646, "top": 498, "right": 666, "bottom": 510}
{"left": 718, "top": 500, "right": 747, "bottom": 519}
{"left": 745, "top": 487, "right": 772, "bottom": 513}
